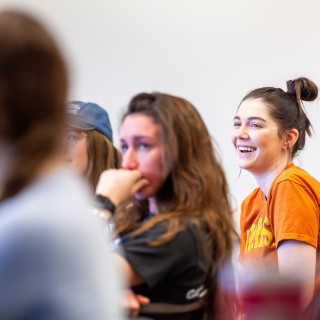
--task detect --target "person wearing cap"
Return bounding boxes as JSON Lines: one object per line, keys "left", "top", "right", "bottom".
{"left": 64, "top": 101, "right": 121, "bottom": 190}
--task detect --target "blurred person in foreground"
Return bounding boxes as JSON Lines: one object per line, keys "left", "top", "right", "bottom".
{"left": 0, "top": 9, "right": 123, "bottom": 320}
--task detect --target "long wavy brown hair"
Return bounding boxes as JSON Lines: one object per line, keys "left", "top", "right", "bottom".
{"left": 0, "top": 10, "right": 68, "bottom": 201}
{"left": 114, "top": 92, "right": 238, "bottom": 318}
{"left": 85, "top": 129, "right": 121, "bottom": 190}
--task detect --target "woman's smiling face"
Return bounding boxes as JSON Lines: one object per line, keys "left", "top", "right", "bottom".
{"left": 231, "top": 98, "right": 287, "bottom": 176}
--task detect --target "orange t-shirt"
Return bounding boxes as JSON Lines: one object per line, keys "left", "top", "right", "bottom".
{"left": 239, "top": 163, "right": 320, "bottom": 292}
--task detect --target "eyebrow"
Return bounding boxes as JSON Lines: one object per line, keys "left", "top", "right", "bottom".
{"left": 120, "top": 135, "right": 153, "bottom": 142}
{"left": 233, "top": 116, "right": 267, "bottom": 122}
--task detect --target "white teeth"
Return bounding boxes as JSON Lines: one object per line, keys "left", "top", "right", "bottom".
{"left": 238, "top": 146, "right": 256, "bottom": 152}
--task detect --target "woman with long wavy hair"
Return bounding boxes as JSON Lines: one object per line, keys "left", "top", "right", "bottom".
{"left": 96, "top": 92, "right": 238, "bottom": 319}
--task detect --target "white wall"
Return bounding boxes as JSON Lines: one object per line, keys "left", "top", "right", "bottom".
{"left": 2, "top": 0, "right": 320, "bottom": 221}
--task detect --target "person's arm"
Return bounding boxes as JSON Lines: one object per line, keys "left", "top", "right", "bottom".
{"left": 113, "top": 254, "right": 149, "bottom": 318}
{"left": 113, "top": 253, "right": 145, "bottom": 287}
{"left": 96, "top": 169, "right": 149, "bottom": 287}
{"left": 278, "top": 240, "right": 316, "bottom": 309}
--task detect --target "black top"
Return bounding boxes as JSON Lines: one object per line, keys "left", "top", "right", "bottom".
{"left": 116, "top": 215, "right": 211, "bottom": 305}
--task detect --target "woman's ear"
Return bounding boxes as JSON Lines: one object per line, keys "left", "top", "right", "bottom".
{"left": 285, "top": 129, "right": 299, "bottom": 150}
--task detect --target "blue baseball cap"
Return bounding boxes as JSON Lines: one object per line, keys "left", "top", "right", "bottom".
{"left": 66, "top": 101, "right": 113, "bottom": 142}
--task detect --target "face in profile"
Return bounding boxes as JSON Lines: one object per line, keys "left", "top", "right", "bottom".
{"left": 231, "top": 98, "right": 286, "bottom": 176}
{"left": 120, "top": 114, "right": 169, "bottom": 200}
{"left": 63, "top": 128, "right": 89, "bottom": 175}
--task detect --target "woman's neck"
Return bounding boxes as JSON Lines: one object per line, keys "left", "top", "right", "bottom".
{"left": 148, "top": 197, "right": 159, "bottom": 214}
{"left": 254, "top": 160, "right": 290, "bottom": 198}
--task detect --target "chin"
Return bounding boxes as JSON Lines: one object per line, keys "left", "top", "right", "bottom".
{"left": 237, "top": 159, "right": 253, "bottom": 170}
{"left": 238, "top": 163, "right": 248, "bottom": 170}
{"left": 237, "top": 162, "right": 247, "bottom": 170}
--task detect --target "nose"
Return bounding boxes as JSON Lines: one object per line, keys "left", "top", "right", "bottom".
{"left": 121, "top": 148, "right": 139, "bottom": 170}
{"left": 237, "top": 125, "right": 249, "bottom": 140}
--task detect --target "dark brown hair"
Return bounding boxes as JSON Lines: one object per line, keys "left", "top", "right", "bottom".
{"left": 85, "top": 129, "right": 121, "bottom": 190}
{"left": 241, "top": 77, "right": 318, "bottom": 159}
{"left": 0, "top": 10, "right": 68, "bottom": 200}
{"left": 115, "top": 92, "right": 238, "bottom": 318}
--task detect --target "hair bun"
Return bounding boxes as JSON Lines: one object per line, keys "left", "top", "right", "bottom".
{"left": 287, "top": 77, "right": 318, "bottom": 102}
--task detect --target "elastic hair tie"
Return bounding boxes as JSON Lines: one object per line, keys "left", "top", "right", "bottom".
{"left": 286, "top": 80, "right": 295, "bottom": 93}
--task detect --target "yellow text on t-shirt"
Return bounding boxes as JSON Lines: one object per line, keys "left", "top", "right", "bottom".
{"left": 245, "top": 216, "right": 273, "bottom": 254}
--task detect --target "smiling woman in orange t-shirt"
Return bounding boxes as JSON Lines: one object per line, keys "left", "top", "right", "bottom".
{"left": 231, "top": 77, "right": 320, "bottom": 310}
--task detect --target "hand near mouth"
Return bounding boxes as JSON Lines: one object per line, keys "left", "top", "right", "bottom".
{"left": 96, "top": 169, "right": 150, "bottom": 206}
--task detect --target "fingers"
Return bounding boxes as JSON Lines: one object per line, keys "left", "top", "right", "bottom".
{"left": 135, "top": 294, "right": 150, "bottom": 305}
{"left": 123, "top": 289, "right": 142, "bottom": 318}
{"left": 126, "top": 169, "right": 143, "bottom": 180}
{"left": 132, "top": 178, "right": 150, "bottom": 194}
{"left": 95, "top": 169, "right": 149, "bottom": 205}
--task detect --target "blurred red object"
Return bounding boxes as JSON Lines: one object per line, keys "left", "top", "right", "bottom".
{"left": 239, "top": 269, "right": 303, "bottom": 320}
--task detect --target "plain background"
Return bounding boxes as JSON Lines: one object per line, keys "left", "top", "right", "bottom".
{"left": 2, "top": 0, "right": 320, "bottom": 228}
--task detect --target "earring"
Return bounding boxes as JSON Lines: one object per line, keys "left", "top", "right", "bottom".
{"left": 285, "top": 142, "right": 290, "bottom": 151}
